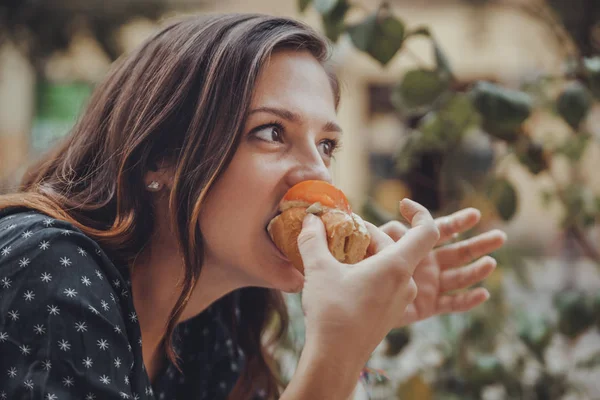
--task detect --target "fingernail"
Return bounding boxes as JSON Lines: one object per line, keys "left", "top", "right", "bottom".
{"left": 303, "top": 213, "right": 318, "bottom": 228}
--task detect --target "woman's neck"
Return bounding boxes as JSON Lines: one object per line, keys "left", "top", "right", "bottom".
{"left": 130, "top": 227, "right": 246, "bottom": 381}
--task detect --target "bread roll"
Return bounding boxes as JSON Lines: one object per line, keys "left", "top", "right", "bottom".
{"left": 267, "top": 180, "right": 370, "bottom": 274}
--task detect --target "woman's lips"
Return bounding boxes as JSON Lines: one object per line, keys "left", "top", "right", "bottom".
{"left": 265, "top": 224, "right": 290, "bottom": 263}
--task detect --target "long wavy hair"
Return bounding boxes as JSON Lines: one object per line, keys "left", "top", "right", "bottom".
{"left": 0, "top": 13, "right": 340, "bottom": 399}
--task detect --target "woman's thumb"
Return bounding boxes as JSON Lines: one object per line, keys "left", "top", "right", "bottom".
{"left": 297, "top": 214, "right": 332, "bottom": 267}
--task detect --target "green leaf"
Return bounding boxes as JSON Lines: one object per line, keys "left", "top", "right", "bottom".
{"left": 554, "top": 291, "right": 595, "bottom": 339}
{"left": 395, "top": 132, "right": 425, "bottom": 174}
{"left": 348, "top": 10, "right": 405, "bottom": 66}
{"left": 314, "top": 0, "right": 338, "bottom": 14}
{"left": 583, "top": 57, "right": 600, "bottom": 100}
{"left": 466, "top": 354, "right": 505, "bottom": 388}
{"left": 392, "top": 69, "right": 448, "bottom": 114}
{"left": 417, "top": 94, "right": 479, "bottom": 151}
{"left": 469, "top": 81, "right": 532, "bottom": 142}
{"left": 320, "top": 0, "right": 349, "bottom": 42}
{"left": 556, "top": 81, "right": 593, "bottom": 130}
{"left": 433, "top": 38, "right": 452, "bottom": 77}
{"left": 576, "top": 351, "right": 600, "bottom": 369}
{"left": 556, "top": 134, "right": 590, "bottom": 162}
{"left": 515, "top": 137, "right": 548, "bottom": 175}
{"left": 486, "top": 178, "right": 518, "bottom": 221}
{"left": 298, "top": 0, "right": 312, "bottom": 13}
{"left": 384, "top": 327, "right": 411, "bottom": 357}
{"left": 518, "top": 316, "right": 554, "bottom": 360}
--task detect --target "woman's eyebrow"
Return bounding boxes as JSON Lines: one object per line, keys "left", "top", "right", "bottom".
{"left": 248, "top": 106, "right": 343, "bottom": 134}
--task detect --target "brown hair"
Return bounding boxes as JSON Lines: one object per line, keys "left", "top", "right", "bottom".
{"left": 0, "top": 13, "right": 340, "bottom": 399}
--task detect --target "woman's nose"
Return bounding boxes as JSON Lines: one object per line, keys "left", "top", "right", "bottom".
{"left": 284, "top": 153, "right": 332, "bottom": 188}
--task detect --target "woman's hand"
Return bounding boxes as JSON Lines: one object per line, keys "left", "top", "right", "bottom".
{"left": 378, "top": 206, "right": 506, "bottom": 327}
{"left": 296, "top": 198, "right": 439, "bottom": 373}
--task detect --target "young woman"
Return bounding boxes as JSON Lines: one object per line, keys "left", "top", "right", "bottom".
{"left": 0, "top": 13, "right": 505, "bottom": 400}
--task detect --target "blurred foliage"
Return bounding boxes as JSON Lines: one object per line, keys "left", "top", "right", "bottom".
{"left": 0, "top": 0, "right": 201, "bottom": 72}
{"left": 295, "top": 0, "right": 600, "bottom": 398}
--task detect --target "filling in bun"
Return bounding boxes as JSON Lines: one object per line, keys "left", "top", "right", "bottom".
{"left": 267, "top": 180, "right": 370, "bottom": 274}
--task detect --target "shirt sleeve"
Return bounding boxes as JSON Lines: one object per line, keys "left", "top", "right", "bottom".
{"left": 0, "top": 221, "right": 136, "bottom": 400}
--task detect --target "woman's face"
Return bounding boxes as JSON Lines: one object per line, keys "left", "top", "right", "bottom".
{"left": 199, "top": 50, "right": 342, "bottom": 293}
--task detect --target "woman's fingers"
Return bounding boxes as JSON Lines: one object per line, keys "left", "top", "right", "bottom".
{"left": 435, "top": 230, "right": 506, "bottom": 270}
{"left": 364, "top": 221, "right": 395, "bottom": 256}
{"left": 369, "top": 199, "right": 439, "bottom": 275}
{"left": 439, "top": 256, "right": 496, "bottom": 292}
{"left": 436, "top": 287, "right": 490, "bottom": 314}
{"left": 436, "top": 208, "right": 481, "bottom": 245}
{"left": 297, "top": 214, "right": 337, "bottom": 268}
{"left": 379, "top": 207, "right": 482, "bottom": 246}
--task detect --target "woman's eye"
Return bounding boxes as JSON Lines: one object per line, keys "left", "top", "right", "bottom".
{"left": 319, "top": 139, "right": 340, "bottom": 157}
{"left": 253, "top": 124, "right": 284, "bottom": 143}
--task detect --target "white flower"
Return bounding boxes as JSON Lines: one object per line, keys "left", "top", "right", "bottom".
{"left": 112, "top": 279, "right": 121, "bottom": 288}
{"left": 88, "top": 305, "right": 99, "bottom": 315}
{"left": 101, "top": 300, "right": 109, "bottom": 311}
{"left": 21, "top": 230, "right": 33, "bottom": 239}
{"left": 114, "top": 357, "right": 122, "bottom": 368}
{"left": 58, "top": 340, "right": 71, "bottom": 351}
{"left": 39, "top": 241, "right": 50, "bottom": 250}
{"left": 47, "top": 305, "right": 60, "bottom": 315}
{"left": 8, "top": 310, "right": 19, "bottom": 321}
{"left": 63, "top": 288, "right": 77, "bottom": 298}
{"left": 99, "top": 375, "right": 111, "bottom": 385}
{"left": 59, "top": 257, "right": 71, "bottom": 267}
{"left": 18, "top": 258, "right": 30, "bottom": 268}
{"left": 138, "top": 337, "right": 142, "bottom": 346}
{"left": 85, "top": 393, "right": 96, "bottom": 400}
{"left": 124, "top": 375, "right": 129, "bottom": 385}
{"left": 0, "top": 246, "right": 11, "bottom": 256}
{"left": 121, "top": 289, "right": 129, "bottom": 298}
{"left": 129, "top": 312, "right": 137, "bottom": 322}
{"left": 24, "top": 379, "right": 34, "bottom": 390}
{"left": 77, "top": 247, "right": 87, "bottom": 256}
{"left": 119, "top": 392, "right": 130, "bottom": 399}
{"left": 7, "top": 367, "right": 17, "bottom": 378}
{"left": 63, "top": 376, "right": 74, "bottom": 387}
{"left": 23, "top": 290, "right": 35, "bottom": 301}
{"left": 42, "top": 360, "right": 52, "bottom": 370}
{"left": 34, "top": 324, "right": 46, "bottom": 335}
{"left": 43, "top": 218, "right": 54, "bottom": 227}
{"left": 0, "top": 390, "right": 7, "bottom": 399}
{"left": 1, "top": 277, "right": 11, "bottom": 288}
{"left": 61, "top": 230, "right": 72, "bottom": 236}
{"left": 97, "top": 339, "right": 109, "bottom": 351}
{"left": 81, "top": 276, "right": 91, "bottom": 286}
{"left": 46, "top": 394, "right": 57, "bottom": 400}
{"left": 132, "top": 394, "right": 139, "bottom": 400}
{"left": 41, "top": 272, "right": 52, "bottom": 282}
{"left": 75, "top": 322, "right": 87, "bottom": 332}
{"left": 114, "top": 325, "right": 122, "bottom": 334}
{"left": 82, "top": 357, "right": 93, "bottom": 368}
{"left": 0, "top": 332, "right": 7, "bottom": 342}
{"left": 19, "top": 344, "right": 31, "bottom": 355}
{"left": 95, "top": 270, "right": 104, "bottom": 280}
{"left": 110, "top": 293, "right": 116, "bottom": 303}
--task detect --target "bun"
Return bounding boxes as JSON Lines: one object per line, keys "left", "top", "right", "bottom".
{"left": 267, "top": 181, "right": 370, "bottom": 274}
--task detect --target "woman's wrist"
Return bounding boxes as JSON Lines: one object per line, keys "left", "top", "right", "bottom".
{"left": 280, "top": 340, "right": 363, "bottom": 400}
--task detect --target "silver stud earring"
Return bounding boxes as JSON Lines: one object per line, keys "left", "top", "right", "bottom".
{"left": 147, "top": 181, "right": 162, "bottom": 192}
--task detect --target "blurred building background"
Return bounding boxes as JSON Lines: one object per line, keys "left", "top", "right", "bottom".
{"left": 1, "top": 0, "right": 600, "bottom": 399}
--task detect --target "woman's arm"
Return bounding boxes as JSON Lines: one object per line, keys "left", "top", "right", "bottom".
{"left": 280, "top": 199, "right": 440, "bottom": 400}
{"left": 0, "top": 220, "right": 137, "bottom": 399}
{"left": 280, "top": 340, "right": 362, "bottom": 400}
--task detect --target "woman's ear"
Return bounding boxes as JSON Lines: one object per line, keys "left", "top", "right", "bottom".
{"left": 144, "top": 160, "right": 175, "bottom": 192}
